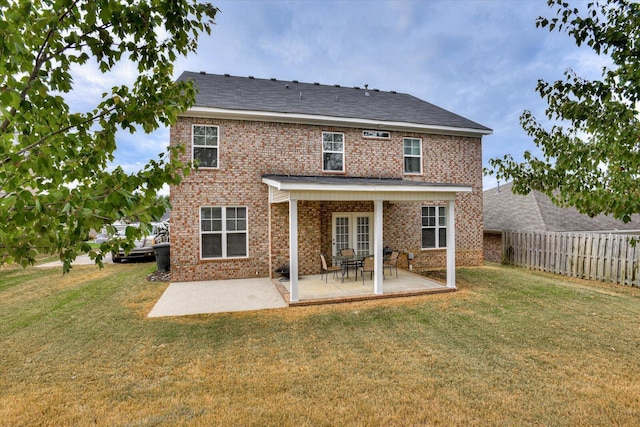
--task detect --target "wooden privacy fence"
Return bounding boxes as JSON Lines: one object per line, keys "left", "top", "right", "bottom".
{"left": 502, "top": 230, "right": 640, "bottom": 287}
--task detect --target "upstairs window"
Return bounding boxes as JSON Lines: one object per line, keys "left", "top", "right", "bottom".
{"left": 193, "top": 125, "right": 219, "bottom": 168}
{"left": 403, "top": 137, "right": 422, "bottom": 174}
{"left": 322, "top": 131, "right": 344, "bottom": 172}
{"left": 421, "top": 206, "right": 446, "bottom": 249}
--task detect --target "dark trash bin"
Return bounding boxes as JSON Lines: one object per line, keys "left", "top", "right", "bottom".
{"left": 153, "top": 242, "right": 171, "bottom": 272}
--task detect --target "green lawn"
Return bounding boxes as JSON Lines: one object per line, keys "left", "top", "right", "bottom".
{"left": 1, "top": 262, "right": 639, "bottom": 426}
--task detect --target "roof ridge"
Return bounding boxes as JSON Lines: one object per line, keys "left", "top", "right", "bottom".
{"left": 531, "top": 190, "right": 549, "bottom": 232}
{"left": 182, "top": 71, "right": 401, "bottom": 95}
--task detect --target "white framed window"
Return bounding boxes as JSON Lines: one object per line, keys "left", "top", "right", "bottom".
{"left": 403, "top": 137, "right": 422, "bottom": 174}
{"left": 192, "top": 125, "right": 219, "bottom": 168}
{"left": 421, "top": 206, "right": 446, "bottom": 249}
{"left": 363, "top": 130, "right": 390, "bottom": 139}
{"left": 322, "top": 131, "right": 344, "bottom": 172}
{"left": 200, "top": 206, "right": 247, "bottom": 258}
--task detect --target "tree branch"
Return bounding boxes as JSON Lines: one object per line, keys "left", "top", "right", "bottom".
{"left": 0, "top": 0, "right": 81, "bottom": 134}
{"left": 0, "top": 105, "right": 118, "bottom": 167}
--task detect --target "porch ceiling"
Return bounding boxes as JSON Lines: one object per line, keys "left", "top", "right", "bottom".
{"left": 262, "top": 174, "right": 472, "bottom": 203}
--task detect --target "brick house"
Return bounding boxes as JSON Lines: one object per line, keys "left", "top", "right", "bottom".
{"left": 170, "top": 72, "right": 492, "bottom": 301}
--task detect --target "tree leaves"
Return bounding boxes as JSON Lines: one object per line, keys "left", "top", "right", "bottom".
{"left": 0, "top": 0, "right": 217, "bottom": 271}
{"left": 489, "top": 0, "right": 640, "bottom": 223}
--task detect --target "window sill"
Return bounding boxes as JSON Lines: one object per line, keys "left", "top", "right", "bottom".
{"left": 200, "top": 256, "right": 249, "bottom": 261}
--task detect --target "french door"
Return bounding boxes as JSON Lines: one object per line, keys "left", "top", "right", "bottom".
{"left": 331, "top": 212, "right": 374, "bottom": 258}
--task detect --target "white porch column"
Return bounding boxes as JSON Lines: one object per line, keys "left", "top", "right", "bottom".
{"left": 289, "top": 199, "right": 299, "bottom": 302}
{"left": 446, "top": 199, "right": 456, "bottom": 289}
{"left": 373, "top": 199, "right": 384, "bottom": 294}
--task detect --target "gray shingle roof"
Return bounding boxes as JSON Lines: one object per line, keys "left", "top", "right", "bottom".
{"left": 178, "top": 71, "right": 491, "bottom": 132}
{"left": 484, "top": 182, "right": 640, "bottom": 232}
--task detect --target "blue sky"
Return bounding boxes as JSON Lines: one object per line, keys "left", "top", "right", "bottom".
{"left": 69, "top": 0, "right": 607, "bottom": 192}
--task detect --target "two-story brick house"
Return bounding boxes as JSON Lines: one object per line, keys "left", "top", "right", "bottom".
{"left": 170, "top": 72, "right": 491, "bottom": 301}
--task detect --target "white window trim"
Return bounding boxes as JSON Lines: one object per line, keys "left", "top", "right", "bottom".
{"left": 421, "top": 205, "right": 447, "bottom": 250}
{"left": 192, "top": 124, "right": 220, "bottom": 169}
{"left": 403, "top": 137, "right": 422, "bottom": 175}
{"left": 322, "top": 131, "right": 345, "bottom": 172}
{"left": 200, "top": 205, "right": 249, "bottom": 260}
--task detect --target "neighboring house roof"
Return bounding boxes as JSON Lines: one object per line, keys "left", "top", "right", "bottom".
{"left": 484, "top": 182, "right": 640, "bottom": 232}
{"left": 160, "top": 208, "right": 171, "bottom": 222}
{"left": 177, "top": 71, "right": 492, "bottom": 136}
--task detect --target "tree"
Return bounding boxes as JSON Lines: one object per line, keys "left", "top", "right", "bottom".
{"left": 0, "top": 0, "right": 218, "bottom": 271}
{"left": 489, "top": 0, "right": 640, "bottom": 223}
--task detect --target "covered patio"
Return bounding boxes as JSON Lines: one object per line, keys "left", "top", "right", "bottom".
{"left": 273, "top": 267, "right": 452, "bottom": 306}
{"left": 263, "top": 174, "right": 471, "bottom": 303}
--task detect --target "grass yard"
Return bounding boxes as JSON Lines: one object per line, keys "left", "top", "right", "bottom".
{"left": 1, "top": 262, "right": 639, "bottom": 426}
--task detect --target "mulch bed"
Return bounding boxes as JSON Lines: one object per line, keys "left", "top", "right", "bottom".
{"left": 146, "top": 270, "right": 171, "bottom": 282}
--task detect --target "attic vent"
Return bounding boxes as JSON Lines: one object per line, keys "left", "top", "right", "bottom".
{"left": 270, "top": 78, "right": 276, "bottom": 81}
{"left": 199, "top": 71, "right": 206, "bottom": 74}
{"left": 374, "top": 89, "right": 379, "bottom": 92}
{"left": 334, "top": 84, "right": 340, "bottom": 87}
{"left": 390, "top": 91, "right": 397, "bottom": 94}
{"left": 354, "top": 86, "right": 360, "bottom": 90}
{"left": 224, "top": 73, "right": 230, "bottom": 77}
{"left": 363, "top": 130, "right": 390, "bottom": 139}
{"left": 293, "top": 80, "right": 299, "bottom": 83}
{"left": 314, "top": 82, "right": 319, "bottom": 85}
{"left": 248, "top": 75, "right": 254, "bottom": 79}
{"left": 285, "top": 84, "right": 290, "bottom": 89}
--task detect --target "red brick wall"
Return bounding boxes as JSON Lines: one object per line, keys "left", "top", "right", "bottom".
{"left": 170, "top": 117, "right": 484, "bottom": 281}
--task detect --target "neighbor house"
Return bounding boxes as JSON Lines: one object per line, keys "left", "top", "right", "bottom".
{"left": 169, "top": 72, "right": 492, "bottom": 301}
{"left": 483, "top": 182, "right": 640, "bottom": 263}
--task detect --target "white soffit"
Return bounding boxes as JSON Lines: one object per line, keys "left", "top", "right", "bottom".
{"left": 183, "top": 106, "right": 493, "bottom": 137}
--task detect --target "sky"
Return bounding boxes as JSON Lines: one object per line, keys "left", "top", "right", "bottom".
{"left": 67, "top": 0, "right": 609, "bottom": 192}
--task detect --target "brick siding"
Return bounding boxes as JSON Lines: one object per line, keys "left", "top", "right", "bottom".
{"left": 170, "top": 117, "right": 484, "bottom": 281}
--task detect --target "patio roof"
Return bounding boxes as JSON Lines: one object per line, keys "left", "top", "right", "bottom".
{"left": 262, "top": 174, "right": 472, "bottom": 203}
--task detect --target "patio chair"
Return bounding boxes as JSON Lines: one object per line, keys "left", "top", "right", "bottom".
{"left": 320, "top": 254, "right": 342, "bottom": 283}
{"left": 339, "top": 248, "right": 358, "bottom": 277}
{"left": 384, "top": 251, "right": 400, "bottom": 278}
{"left": 358, "top": 256, "right": 375, "bottom": 285}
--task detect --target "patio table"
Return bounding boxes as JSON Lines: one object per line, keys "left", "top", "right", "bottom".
{"left": 333, "top": 254, "right": 372, "bottom": 281}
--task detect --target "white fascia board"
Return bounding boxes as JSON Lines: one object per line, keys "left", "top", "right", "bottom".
{"left": 261, "top": 177, "right": 472, "bottom": 193}
{"left": 182, "top": 106, "right": 493, "bottom": 137}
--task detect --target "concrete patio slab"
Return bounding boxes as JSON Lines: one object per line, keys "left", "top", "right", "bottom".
{"left": 275, "top": 269, "right": 452, "bottom": 306}
{"left": 148, "top": 277, "right": 287, "bottom": 317}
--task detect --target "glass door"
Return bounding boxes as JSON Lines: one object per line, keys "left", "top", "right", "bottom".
{"left": 332, "top": 212, "right": 373, "bottom": 258}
